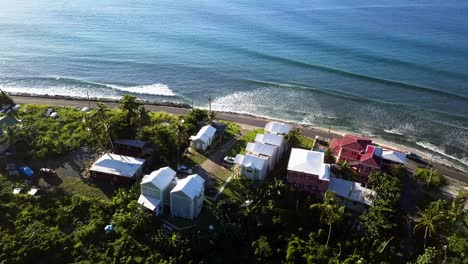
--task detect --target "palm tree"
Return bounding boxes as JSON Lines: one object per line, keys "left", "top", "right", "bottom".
{"left": 310, "top": 191, "right": 345, "bottom": 247}
{"left": 267, "top": 178, "right": 286, "bottom": 202}
{"left": 137, "top": 106, "right": 151, "bottom": 132}
{"left": 209, "top": 111, "right": 217, "bottom": 122}
{"left": 414, "top": 200, "right": 446, "bottom": 248}
{"left": 324, "top": 148, "right": 336, "bottom": 164}
{"left": 285, "top": 128, "right": 302, "bottom": 148}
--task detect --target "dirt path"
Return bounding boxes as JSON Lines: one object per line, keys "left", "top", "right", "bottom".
{"left": 200, "top": 136, "right": 242, "bottom": 201}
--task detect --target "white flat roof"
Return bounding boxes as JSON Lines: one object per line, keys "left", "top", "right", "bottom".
{"left": 141, "top": 166, "right": 176, "bottom": 190}
{"left": 328, "top": 177, "right": 375, "bottom": 206}
{"left": 288, "top": 148, "right": 330, "bottom": 181}
{"left": 255, "top": 133, "right": 284, "bottom": 147}
{"left": 246, "top": 142, "right": 276, "bottom": 157}
{"left": 265, "top": 121, "right": 291, "bottom": 135}
{"left": 171, "top": 174, "right": 205, "bottom": 199}
{"left": 90, "top": 153, "right": 145, "bottom": 178}
{"left": 381, "top": 150, "right": 406, "bottom": 164}
{"left": 235, "top": 154, "right": 268, "bottom": 170}
{"left": 138, "top": 194, "right": 161, "bottom": 211}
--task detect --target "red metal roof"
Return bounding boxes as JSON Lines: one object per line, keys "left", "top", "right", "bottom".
{"left": 359, "top": 146, "right": 382, "bottom": 168}
{"left": 330, "top": 138, "right": 341, "bottom": 155}
{"left": 340, "top": 134, "right": 372, "bottom": 151}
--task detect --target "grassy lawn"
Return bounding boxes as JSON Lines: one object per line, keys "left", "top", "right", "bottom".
{"left": 217, "top": 120, "right": 242, "bottom": 137}
{"left": 297, "top": 135, "right": 315, "bottom": 149}
{"left": 218, "top": 179, "right": 244, "bottom": 203}
{"left": 161, "top": 200, "right": 219, "bottom": 232}
{"left": 227, "top": 128, "right": 264, "bottom": 156}
{"left": 53, "top": 175, "right": 111, "bottom": 200}
{"left": 183, "top": 149, "right": 208, "bottom": 166}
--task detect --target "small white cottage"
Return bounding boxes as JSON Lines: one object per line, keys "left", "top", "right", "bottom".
{"left": 190, "top": 125, "right": 217, "bottom": 151}
{"left": 265, "top": 121, "right": 291, "bottom": 135}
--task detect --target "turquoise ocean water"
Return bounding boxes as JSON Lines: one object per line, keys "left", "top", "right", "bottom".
{"left": 0, "top": 0, "right": 467, "bottom": 170}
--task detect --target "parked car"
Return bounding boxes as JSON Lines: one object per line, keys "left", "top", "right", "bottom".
{"left": 177, "top": 165, "right": 193, "bottom": 174}
{"left": 406, "top": 152, "right": 422, "bottom": 162}
{"left": 39, "top": 168, "right": 57, "bottom": 177}
{"left": 223, "top": 156, "right": 235, "bottom": 165}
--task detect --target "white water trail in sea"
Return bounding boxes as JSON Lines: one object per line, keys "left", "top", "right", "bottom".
{"left": 0, "top": 82, "right": 176, "bottom": 98}
{"left": 111, "top": 83, "right": 176, "bottom": 97}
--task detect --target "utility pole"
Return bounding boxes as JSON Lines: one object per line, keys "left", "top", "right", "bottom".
{"left": 207, "top": 96, "right": 212, "bottom": 114}
{"left": 87, "top": 91, "right": 90, "bottom": 108}
{"left": 191, "top": 95, "right": 194, "bottom": 109}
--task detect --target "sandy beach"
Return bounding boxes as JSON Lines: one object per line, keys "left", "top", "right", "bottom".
{"left": 10, "top": 94, "right": 468, "bottom": 183}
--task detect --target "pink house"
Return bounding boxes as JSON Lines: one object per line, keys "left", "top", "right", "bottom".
{"left": 330, "top": 134, "right": 372, "bottom": 163}
{"left": 286, "top": 148, "right": 331, "bottom": 198}
{"left": 330, "top": 134, "right": 405, "bottom": 184}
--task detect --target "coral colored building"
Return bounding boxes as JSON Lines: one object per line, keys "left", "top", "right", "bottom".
{"left": 286, "top": 148, "right": 331, "bottom": 198}
{"left": 330, "top": 134, "right": 406, "bottom": 183}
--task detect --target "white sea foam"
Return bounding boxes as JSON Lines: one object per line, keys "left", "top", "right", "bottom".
{"left": 111, "top": 83, "right": 176, "bottom": 97}
{"left": 416, "top": 141, "right": 468, "bottom": 168}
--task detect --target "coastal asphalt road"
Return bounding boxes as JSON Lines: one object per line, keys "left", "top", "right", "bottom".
{"left": 11, "top": 95, "right": 468, "bottom": 184}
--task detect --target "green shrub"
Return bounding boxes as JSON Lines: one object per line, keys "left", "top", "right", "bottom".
{"left": 414, "top": 168, "right": 444, "bottom": 188}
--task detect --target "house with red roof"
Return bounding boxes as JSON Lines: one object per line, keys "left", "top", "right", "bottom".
{"left": 330, "top": 134, "right": 372, "bottom": 163}
{"left": 330, "top": 135, "right": 383, "bottom": 183}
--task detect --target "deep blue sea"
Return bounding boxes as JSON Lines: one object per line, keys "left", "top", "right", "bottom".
{"left": 0, "top": 0, "right": 467, "bottom": 170}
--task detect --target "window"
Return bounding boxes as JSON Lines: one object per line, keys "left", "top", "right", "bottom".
{"left": 306, "top": 175, "right": 311, "bottom": 180}
{"left": 246, "top": 168, "right": 253, "bottom": 173}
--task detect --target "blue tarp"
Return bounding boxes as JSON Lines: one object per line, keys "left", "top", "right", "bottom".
{"left": 19, "top": 166, "right": 34, "bottom": 177}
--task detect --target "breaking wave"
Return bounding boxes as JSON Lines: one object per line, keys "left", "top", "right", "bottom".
{"left": 111, "top": 83, "right": 176, "bottom": 97}
{"left": 0, "top": 77, "right": 176, "bottom": 97}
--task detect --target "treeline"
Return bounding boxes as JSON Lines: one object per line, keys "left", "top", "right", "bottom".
{"left": 7, "top": 95, "right": 209, "bottom": 165}
{"left": 0, "top": 175, "right": 190, "bottom": 263}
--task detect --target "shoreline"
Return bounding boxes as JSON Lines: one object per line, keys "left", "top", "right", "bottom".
{"left": 8, "top": 93, "right": 468, "bottom": 183}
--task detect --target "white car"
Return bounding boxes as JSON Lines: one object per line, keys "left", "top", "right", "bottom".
{"left": 177, "top": 165, "right": 193, "bottom": 174}
{"left": 223, "top": 156, "right": 235, "bottom": 165}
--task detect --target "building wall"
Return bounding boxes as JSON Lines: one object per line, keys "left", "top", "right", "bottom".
{"left": 90, "top": 171, "right": 136, "bottom": 185}
{"left": 338, "top": 147, "right": 360, "bottom": 162}
{"left": 114, "top": 144, "right": 144, "bottom": 158}
{"left": 286, "top": 170, "right": 329, "bottom": 198}
{"left": 170, "top": 193, "right": 194, "bottom": 219}
{"left": 192, "top": 139, "right": 208, "bottom": 151}
{"left": 356, "top": 164, "right": 378, "bottom": 184}
{"left": 241, "top": 165, "right": 266, "bottom": 181}
{"left": 141, "top": 184, "right": 161, "bottom": 199}
{"left": 193, "top": 191, "right": 204, "bottom": 218}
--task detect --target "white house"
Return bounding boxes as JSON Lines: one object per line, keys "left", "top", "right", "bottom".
{"left": 234, "top": 154, "right": 268, "bottom": 181}
{"left": 190, "top": 125, "right": 217, "bottom": 151}
{"left": 255, "top": 133, "right": 285, "bottom": 161}
{"left": 138, "top": 167, "right": 176, "bottom": 215}
{"left": 245, "top": 142, "right": 277, "bottom": 172}
{"left": 265, "top": 121, "right": 291, "bottom": 135}
{"left": 170, "top": 174, "right": 205, "bottom": 219}
{"left": 328, "top": 176, "right": 375, "bottom": 212}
